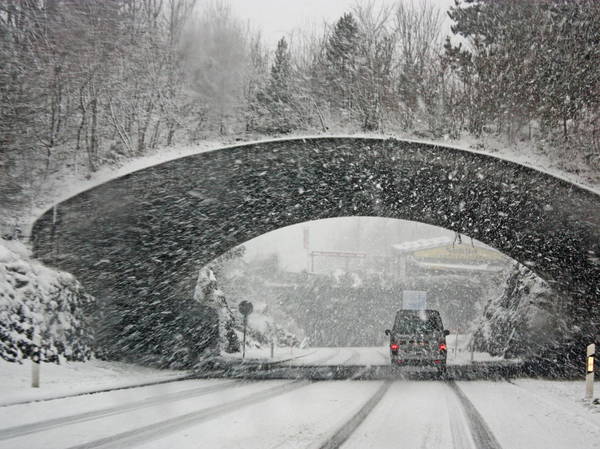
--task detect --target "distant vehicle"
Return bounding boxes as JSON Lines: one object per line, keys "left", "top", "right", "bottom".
{"left": 385, "top": 309, "right": 450, "bottom": 376}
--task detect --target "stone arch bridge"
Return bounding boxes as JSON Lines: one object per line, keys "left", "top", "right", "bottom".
{"left": 31, "top": 137, "right": 600, "bottom": 360}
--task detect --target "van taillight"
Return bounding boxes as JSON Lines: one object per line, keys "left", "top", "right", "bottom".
{"left": 390, "top": 343, "right": 399, "bottom": 351}
{"left": 439, "top": 343, "right": 447, "bottom": 351}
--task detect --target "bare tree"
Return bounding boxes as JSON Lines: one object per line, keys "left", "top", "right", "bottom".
{"left": 393, "top": 0, "right": 444, "bottom": 130}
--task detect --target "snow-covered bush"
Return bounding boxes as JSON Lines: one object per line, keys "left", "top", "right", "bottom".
{"left": 0, "top": 239, "right": 94, "bottom": 363}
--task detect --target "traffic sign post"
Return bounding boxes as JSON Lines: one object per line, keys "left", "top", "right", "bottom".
{"left": 238, "top": 301, "right": 253, "bottom": 360}
{"left": 586, "top": 343, "right": 595, "bottom": 400}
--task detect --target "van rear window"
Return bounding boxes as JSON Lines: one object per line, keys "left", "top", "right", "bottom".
{"left": 393, "top": 311, "right": 443, "bottom": 334}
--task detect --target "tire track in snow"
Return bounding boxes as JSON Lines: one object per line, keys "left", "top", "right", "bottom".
{"left": 0, "top": 380, "right": 240, "bottom": 441}
{"left": 311, "top": 380, "right": 392, "bottom": 449}
{"left": 448, "top": 381, "right": 502, "bottom": 449}
{"left": 59, "top": 380, "right": 310, "bottom": 449}
{"left": 445, "top": 383, "right": 476, "bottom": 449}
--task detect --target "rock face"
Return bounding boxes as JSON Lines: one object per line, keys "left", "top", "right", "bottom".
{"left": 0, "top": 239, "right": 94, "bottom": 363}
{"left": 30, "top": 137, "right": 600, "bottom": 366}
{"left": 473, "top": 263, "right": 568, "bottom": 359}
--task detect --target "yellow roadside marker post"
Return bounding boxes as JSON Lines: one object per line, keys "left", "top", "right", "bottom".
{"left": 586, "top": 343, "right": 595, "bottom": 400}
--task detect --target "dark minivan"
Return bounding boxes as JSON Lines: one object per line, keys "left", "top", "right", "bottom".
{"left": 385, "top": 309, "right": 450, "bottom": 376}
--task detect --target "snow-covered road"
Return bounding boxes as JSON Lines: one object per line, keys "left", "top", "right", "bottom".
{"left": 1, "top": 375, "right": 598, "bottom": 449}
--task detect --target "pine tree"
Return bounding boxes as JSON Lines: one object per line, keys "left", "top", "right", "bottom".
{"left": 446, "top": 0, "right": 600, "bottom": 141}
{"left": 253, "top": 37, "right": 299, "bottom": 133}
{"left": 322, "top": 13, "right": 361, "bottom": 116}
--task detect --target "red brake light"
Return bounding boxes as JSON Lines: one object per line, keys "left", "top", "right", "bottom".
{"left": 438, "top": 343, "right": 447, "bottom": 351}
{"left": 390, "top": 343, "right": 399, "bottom": 351}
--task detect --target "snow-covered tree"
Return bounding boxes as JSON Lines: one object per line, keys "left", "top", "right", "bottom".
{"left": 252, "top": 37, "right": 302, "bottom": 133}
{"left": 193, "top": 267, "right": 239, "bottom": 355}
{"left": 446, "top": 0, "right": 600, "bottom": 144}
{"left": 321, "top": 12, "right": 361, "bottom": 120}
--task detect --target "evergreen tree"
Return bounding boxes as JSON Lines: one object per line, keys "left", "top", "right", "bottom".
{"left": 253, "top": 37, "right": 300, "bottom": 133}
{"left": 446, "top": 0, "right": 600, "bottom": 141}
{"left": 269, "top": 38, "right": 293, "bottom": 104}
{"left": 322, "top": 13, "right": 361, "bottom": 117}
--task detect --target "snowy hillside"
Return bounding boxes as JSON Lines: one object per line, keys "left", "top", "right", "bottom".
{"left": 0, "top": 238, "right": 94, "bottom": 363}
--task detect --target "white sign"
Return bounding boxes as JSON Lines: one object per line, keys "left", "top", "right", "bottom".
{"left": 402, "top": 290, "right": 427, "bottom": 310}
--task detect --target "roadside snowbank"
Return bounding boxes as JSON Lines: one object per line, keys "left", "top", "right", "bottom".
{"left": 512, "top": 378, "right": 600, "bottom": 412}
{"left": 458, "top": 378, "right": 600, "bottom": 449}
{"left": 0, "top": 358, "right": 189, "bottom": 406}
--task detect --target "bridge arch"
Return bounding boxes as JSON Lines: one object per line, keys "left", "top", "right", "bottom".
{"left": 31, "top": 137, "right": 600, "bottom": 349}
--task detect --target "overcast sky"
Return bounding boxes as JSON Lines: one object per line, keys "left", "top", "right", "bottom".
{"left": 243, "top": 218, "right": 454, "bottom": 272}
{"left": 227, "top": 0, "right": 456, "bottom": 47}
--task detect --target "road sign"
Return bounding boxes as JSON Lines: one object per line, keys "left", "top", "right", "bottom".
{"left": 238, "top": 301, "right": 253, "bottom": 359}
{"left": 402, "top": 290, "right": 427, "bottom": 310}
{"left": 238, "top": 300, "right": 253, "bottom": 317}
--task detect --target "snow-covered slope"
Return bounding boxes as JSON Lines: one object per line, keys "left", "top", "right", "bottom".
{"left": 0, "top": 358, "right": 188, "bottom": 405}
